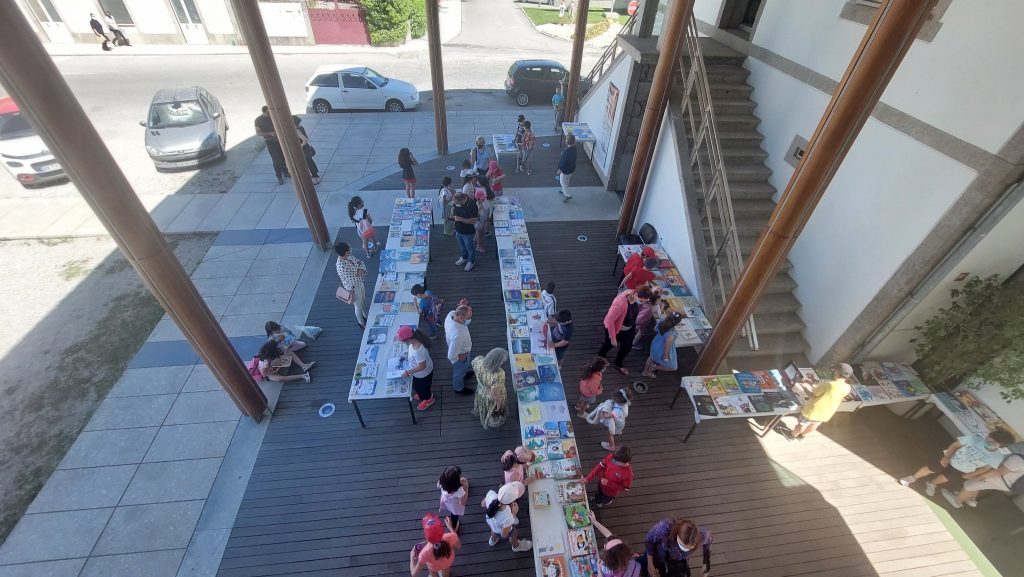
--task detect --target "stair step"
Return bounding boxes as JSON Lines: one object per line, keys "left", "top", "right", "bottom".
{"left": 728, "top": 198, "right": 777, "bottom": 218}
{"left": 703, "top": 100, "right": 758, "bottom": 116}
{"left": 744, "top": 312, "right": 805, "bottom": 335}
{"left": 703, "top": 65, "right": 751, "bottom": 83}
{"left": 687, "top": 130, "right": 764, "bottom": 145}
{"left": 728, "top": 331, "right": 809, "bottom": 359}
{"left": 696, "top": 181, "right": 776, "bottom": 200}
{"left": 709, "top": 271, "right": 796, "bottom": 297}
{"left": 725, "top": 352, "right": 811, "bottom": 373}
{"left": 708, "top": 83, "right": 754, "bottom": 100}
{"left": 714, "top": 114, "right": 762, "bottom": 131}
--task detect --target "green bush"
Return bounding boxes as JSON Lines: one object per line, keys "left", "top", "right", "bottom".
{"left": 410, "top": 0, "right": 426, "bottom": 38}
{"left": 369, "top": 26, "right": 407, "bottom": 46}
{"left": 576, "top": 19, "right": 610, "bottom": 41}
{"left": 359, "top": 0, "right": 412, "bottom": 46}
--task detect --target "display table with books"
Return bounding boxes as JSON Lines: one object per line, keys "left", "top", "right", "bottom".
{"left": 493, "top": 133, "right": 518, "bottom": 157}
{"left": 616, "top": 244, "right": 712, "bottom": 347}
{"left": 675, "top": 361, "right": 933, "bottom": 442}
{"left": 926, "top": 390, "right": 1022, "bottom": 441}
{"left": 346, "top": 198, "right": 432, "bottom": 427}
{"left": 493, "top": 198, "right": 602, "bottom": 577}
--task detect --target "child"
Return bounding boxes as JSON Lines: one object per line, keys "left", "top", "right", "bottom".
{"left": 459, "top": 159, "right": 475, "bottom": 181}
{"left": 642, "top": 311, "right": 683, "bottom": 379}
{"left": 251, "top": 340, "right": 312, "bottom": 384}
{"left": 437, "top": 465, "right": 470, "bottom": 533}
{"left": 398, "top": 147, "right": 418, "bottom": 198}
{"left": 438, "top": 176, "right": 455, "bottom": 236}
{"left": 410, "top": 513, "right": 461, "bottom": 577}
{"left": 547, "top": 309, "right": 573, "bottom": 368}
{"left": 590, "top": 513, "right": 643, "bottom": 576}
{"left": 461, "top": 174, "right": 475, "bottom": 198}
{"left": 347, "top": 196, "right": 376, "bottom": 259}
{"left": 411, "top": 284, "right": 443, "bottom": 338}
{"left": 485, "top": 159, "right": 505, "bottom": 197}
{"left": 265, "top": 321, "right": 307, "bottom": 354}
{"left": 501, "top": 446, "right": 539, "bottom": 485}
{"left": 587, "top": 388, "right": 632, "bottom": 452}
{"left": 482, "top": 482, "right": 532, "bottom": 552}
{"left": 584, "top": 445, "right": 634, "bottom": 508}
{"left": 541, "top": 281, "right": 557, "bottom": 320}
{"left": 576, "top": 357, "right": 607, "bottom": 417}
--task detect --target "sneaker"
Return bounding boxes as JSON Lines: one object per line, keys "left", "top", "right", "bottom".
{"left": 488, "top": 535, "right": 499, "bottom": 547}
{"left": 925, "top": 481, "right": 936, "bottom": 496}
{"left": 563, "top": 195, "right": 572, "bottom": 203}
{"left": 512, "top": 539, "right": 533, "bottom": 552}
{"left": 941, "top": 488, "right": 962, "bottom": 509}
{"left": 899, "top": 476, "right": 915, "bottom": 487}
{"left": 312, "top": 177, "right": 321, "bottom": 185}
{"left": 417, "top": 397, "right": 436, "bottom": 411}
{"left": 302, "top": 373, "right": 311, "bottom": 383}
{"left": 601, "top": 441, "right": 614, "bottom": 451}
{"left": 965, "top": 498, "right": 978, "bottom": 508}
{"left": 303, "top": 361, "right": 317, "bottom": 372}
{"left": 455, "top": 257, "right": 467, "bottom": 266}
{"left": 464, "top": 262, "right": 475, "bottom": 271}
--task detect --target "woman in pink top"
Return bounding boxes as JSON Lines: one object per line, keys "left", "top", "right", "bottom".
{"left": 409, "top": 516, "right": 461, "bottom": 577}
{"left": 597, "top": 286, "right": 653, "bottom": 375}
{"left": 576, "top": 357, "right": 607, "bottom": 417}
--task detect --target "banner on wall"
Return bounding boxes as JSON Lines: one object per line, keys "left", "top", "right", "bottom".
{"left": 595, "top": 82, "right": 619, "bottom": 171}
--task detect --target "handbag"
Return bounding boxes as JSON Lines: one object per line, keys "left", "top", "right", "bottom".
{"left": 336, "top": 285, "right": 355, "bottom": 305}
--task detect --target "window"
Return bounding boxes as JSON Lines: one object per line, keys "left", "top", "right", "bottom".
{"left": 342, "top": 74, "right": 370, "bottom": 89}
{"left": 148, "top": 101, "right": 208, "bottom": 129}
{"left": 522, "top": 67, "right": 546, "bottom": 81}
{"left": 171, "top": 0, "right": 203, "bottom": 25}
{"left": 311, "top": 73, "right": 340, "bottom": 87}
{"left": 549, "top": 68, "right": 566, "bottom": 80}
{"left": 840, "top": 0, "right": 951, "bottom": 42}
{"left": 26, "top": 0, "right": 62, "bottom": 23}
{"left": 98, "top": 0, "right": 133, "bottom": 25}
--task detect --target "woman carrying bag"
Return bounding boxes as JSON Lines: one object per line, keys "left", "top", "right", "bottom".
{"left": 335, "top": 241, "right": 369, "bottom": 328}
{"left": 471, "top": 348, "right": 510, "bottom": 429}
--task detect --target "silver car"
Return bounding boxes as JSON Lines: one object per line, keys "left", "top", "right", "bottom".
{"left": 141, "top": 87, "right": 228, "bottom": 169}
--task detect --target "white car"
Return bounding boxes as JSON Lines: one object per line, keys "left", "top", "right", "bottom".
{"left": 0, "top": 97, "right": 65, "bottom": 187}
{"left": 304, "top": 65, "right": 419, "bottom": 113}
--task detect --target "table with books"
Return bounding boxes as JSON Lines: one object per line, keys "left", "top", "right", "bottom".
{"left": 924, "top": 389, "right": 1021, "bottom": 441}
{"left": 492, "top": 133, "right": 519, "bottom": 157}
{"left": 616, "top": 244, "right": 713, "bottom": 347}
{"left": 346, "top": 198, "right": 432, "bottom": 427}
{"left": 493, "top": 198, "right": 602, "bottom": 577}
{"left": 559, "top": 122, "right": 596, "bottom": 148}
{"left": 675, "top": 361, "right": 934, "bottom": 442}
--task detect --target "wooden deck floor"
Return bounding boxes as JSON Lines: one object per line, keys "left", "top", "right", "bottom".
{"left": 218, "top": 221, "right": 984, "bottom": 577}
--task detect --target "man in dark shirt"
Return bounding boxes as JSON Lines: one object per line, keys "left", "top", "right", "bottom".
{"left": 89, "top": 14, "right": 112, "bottom": 49}
{"left": 557, "top": 135, "right": 578, "bottom": 202}
{"left": 254, "top": 106, "right": 290, "bottom": 184}
{"left": 451, "top": 193, "right": 479, "bottom": 272}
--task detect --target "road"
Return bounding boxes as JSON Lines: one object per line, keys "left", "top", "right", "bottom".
{"left": 0, "top": 0, "right": 599, "bottom": 201}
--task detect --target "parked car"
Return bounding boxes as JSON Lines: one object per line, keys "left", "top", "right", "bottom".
{"left": 305, "top": 65, "right": 419, "bottom": 113}
{"left": 0, "top": 97, "right": 65, "bottom": 188}
{"left": 140, "top": 87, "right": 228, "bottom": 169}
{"left": 504, "top": 60, "right": 569, "bottom": 106}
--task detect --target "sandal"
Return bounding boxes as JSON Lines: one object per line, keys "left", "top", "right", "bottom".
{"left": 614, "top": 365, "right": 629, "bottom": 376}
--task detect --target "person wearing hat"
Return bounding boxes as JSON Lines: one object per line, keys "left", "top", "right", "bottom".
{"left": 398, "top": 325, "right": 435, "bottom": 411}
{"left": 482, "top": 482, "right": 533, "bottom": 552}
{"left": 790, "top": 363, "right": 855, "bottom": 438}
{"left": 410, "top": 513, "right": 461, "bottom": 577}
{"left": 623, "top": 246, "right": 657, "bottom": 282}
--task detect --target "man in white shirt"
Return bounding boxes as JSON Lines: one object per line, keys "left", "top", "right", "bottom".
{"left": 444, "top": 303, "right": 474, "bottom": 395}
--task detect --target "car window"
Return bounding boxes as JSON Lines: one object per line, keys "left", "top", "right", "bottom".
{"left": 0, "top": 113, "right": 35, "bottom": 141}
{"left": 522, "top": 67, "right": 545, "bottom": 81}
{"left": 363, "top": 68, "right": 388, "bottom": 87}
{"left": 549, "top": 68, "right": 565, "bottom": 80}
{"left": 148, "top": 100, "right": 208, "bottom": 129}
{"left": 199, "top": 93, "right": 215, "bottom": 114}
{"left": 342, "top": 74, "right": 370, "bottom": 89}
{"left": 312, "top": 73, "right": 339, "bottom": 88}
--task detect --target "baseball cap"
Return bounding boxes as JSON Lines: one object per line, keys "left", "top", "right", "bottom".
{"left": 421, "top": 512, "right": 443, "bottom": 543}
{"left": 641, "top": 246, "right": 656, "bottom": 258}
{"left": 497, "top": 481, "right": 526, "bottom": 504}
{"left": 397, "top": 325, "right": 415, "bottom": 341}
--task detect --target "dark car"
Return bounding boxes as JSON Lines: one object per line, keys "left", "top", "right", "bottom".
{"left": 504, "top": 60, "right": 568, "bottom": 107}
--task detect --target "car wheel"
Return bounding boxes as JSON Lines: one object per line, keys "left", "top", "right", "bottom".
{"left": 312, "top": 99, "right": 332, "bottom": 114}
{"left": 386, "top": 99, "right": 405, "bottom": 113}
{"left": 515, "top": 92, "right": 530, "bottom": 106}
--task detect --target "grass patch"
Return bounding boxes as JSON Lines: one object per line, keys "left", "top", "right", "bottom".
{"left": 522, "top": 7, "right": 629, "bottom": 27}
{"left": 58, "top": 258, "right": 91, "bottom": 281}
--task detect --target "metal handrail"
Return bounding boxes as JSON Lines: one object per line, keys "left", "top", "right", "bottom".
{"left": 578, "top": 11, "right": 638, "bottom": 104}
{"left": 677, "top": 14, "right": 759, "bottom": 351}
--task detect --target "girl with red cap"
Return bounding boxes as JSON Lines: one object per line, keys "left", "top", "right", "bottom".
{"left": 410, "top": 513, "right": 461, "bottom": 577}
{"left": 398, "top": 325, "right": 436, "bottom": 411}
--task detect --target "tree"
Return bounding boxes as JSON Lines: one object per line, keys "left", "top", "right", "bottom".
{"left": 359, "top": 0, "right": 412, "bottom": 46}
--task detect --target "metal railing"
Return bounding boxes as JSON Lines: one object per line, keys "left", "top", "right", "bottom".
{"left": 578, "top": 11, "right": 638, "bottom": 105}
{"left": 677, "top": 14, "right": 759, "bottom": 351}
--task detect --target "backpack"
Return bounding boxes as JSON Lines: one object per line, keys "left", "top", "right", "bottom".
{"left": 423, "top": 294, "right": 444, "bottom": 325}
{"left": 246, "top": 356, "right": 264, "bottom": 381}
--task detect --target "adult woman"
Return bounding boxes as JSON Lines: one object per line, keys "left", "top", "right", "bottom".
{"left": 642, "top": 312, "right": 683, "bottom": 379}
{"left": 520, "top": 120, "right": 536, "bottom": 175}
{"left": 293, "top": 116, "right": 320, "bottom": 184}
{"left": 254, "top": 341, "right": 311, "bottom": 384}
{"left": 469, "top": 136, "right": 493, "bottom": 176}
{"left": 399, "top": 147, "right": 418, "bottom": 198}
{"left": 598, "top": 286, "right": 653, "bottom": 375}
{"left": 591, "top": 513, "right": 642, "bottom": 577}
{"left": 398, "top": 325, "right": 436, "bottom": 411}
{"left": 471, "top": 348, "right": 509, "bottom": 429}
{"left": 482, "top": 482, "right": 532, "bottom": 552}
{"left": 335, "top": 241, "right": 369, "bottom": 328}
{"left": 644, "top": 517, "right": 712, "bottom": 577}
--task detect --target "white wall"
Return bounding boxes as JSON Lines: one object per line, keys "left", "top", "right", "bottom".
{"left": 258, "top": 1, "right": 306, "bottom": 37}
{"left": 750, "top": 0, "right": 1024, "bottom": 154}
{"left": 50, "top": 0, "right": 95, "bottom": 33}
{"left": 576, "top": 55, "right": 633, "bottom": 179}
{"left": 633, "top": 115, "right": 701, "bottom": 301}
{"left": 744, "top": 58, "right": 977, "bottom": 362}
{"left": 869, "top": 191, "right": 1024, "bottom": 361}
{"left": 196, "top": 0, "right": 234, "bottom": 34}
{"left": 125, "top": 0, "right": 178, "bottom": 34}
{"left": 692, "top": 0, "right": 725, "bottom": 26}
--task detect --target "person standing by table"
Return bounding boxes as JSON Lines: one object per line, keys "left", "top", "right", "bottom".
{"left": 644, "top": 517, "right": 712, "bottom": 577}
{"left": 642, "top": 312, "right": 683, "bottom": 379}
{"left": 471, "top": 348, "right": 510, "bottom": 429}
{"left": 444, "top": 303, "right": 475, "bottom": 395}
{"left": 598, "top": 286, "right": 653, "bottom": 375}
{"left": 334, "top": 241, "right": 368, "bottom": 328}
{"left": 514, "top": 114, "right": 526, "bottom": 173}
{"left": 470, "top": 136, "right": 494, "bottom": 176}
{"left": 398, "top": 325, "right": 436, "bottom": 411}
{"left": 547, "top": 310, "right": 573, "bottom": 368}
{"left": 557, "top": 135, "right": 578, "bottom": 202}
{"left": 789, "top": 363, "right": 855, "bottom": 438}
{"left": 620, "top": 256, "right": 660, "bottom": 291}
{"left": 399, "top": 147, "right": 418, "bottom": 198}
{"left": 255, "top": 106, "right": 290, "bottom": 185}
{"left": 520, "top": 121, "right": 537, "bottom": 175}
{"left": 552, "top": 85, "right": 565, "bottom": 131}
{"left": 451, "top": 193, "right": 479, "bottom": 272}
{"left": 482, "top": 482, "right": 533, "bottom": 553}
{"left": 438, "top": 176, "right": 456, "bottom": 235}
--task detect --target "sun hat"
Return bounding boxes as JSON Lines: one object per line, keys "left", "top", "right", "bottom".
{"left": 421, "top": 512, "right": 443, "bottom": 544}
{"left": 397, "top": 325, "right": 415, "bottom": 341}
{"left": 497, "top": 481, "right": 526, "bottom": 504}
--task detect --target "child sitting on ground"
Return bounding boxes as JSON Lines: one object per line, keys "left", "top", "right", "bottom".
{"left": 576, "top": 357, "right": 607, "bottom": 417}
{"left": 437, "top": 465, "right": 470, "bottom": 533}
{"left": 587, "top": 387, "right": 633, "bottom": 452}
{"left": 584, "top": 445, "right": 634, "bottom": 508}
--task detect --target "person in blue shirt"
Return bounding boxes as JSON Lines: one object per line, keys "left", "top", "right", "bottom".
{"left": 899, "top": 428, "right": 1013, "bottom": 506}
{"left": 552, "top": 85, "right": 565, "bottom": 130}
{"left": 557, "top": 135, "right": 578, "bottom": 202}
{"left": 547, "top": 309, "right": 573, "bottom": 368}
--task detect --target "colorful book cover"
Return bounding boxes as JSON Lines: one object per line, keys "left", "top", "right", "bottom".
{"left": 409, "top": 252, "right": 427, "bottom": 264}
{"left": 543, "top": 421, "right": 562, "bottom": 438}
{"left": 568, "top": 554, "right": 598, "bottom": 577}
{"left": 354, "top": 362, "right": 377, "bottom": 379}
{"left": 893, "top": 380, "right": 918, "bottom": 398}
{"left": 540, "top": 555, "right": 569, "bottom": 577}
{"left": 504, "top": 290, "right": 523, "bottom": 301}
{"left": 559, "top": 420, "right": 575, "bottom": 438}
{"left": 513, "top": 353, "right": 536, "bottom": 371}
{"left": 530, "top": 461, "right": 553, "bottom": 479}
{"left": 553, "top": 457, "right": 582, "bottom": 480}
{"left": 567, "top": 527, "right": 596, "bottom": 557}
{"left": 524, "top": 298, "right": 543, "bottom": 310}
{"left": 537, "top": 364, "right": 561, "bottom": 384}
{"left": 714, "top": 395, "right": 753, "bottom": 415}
{"left": 373, "top": 291, "right": 396, "bottom": 303}
{"left": 556, "top": 480, "right": 586, "bottom": 503}
{"left": 517, "top": 386, "right": 540, "bottom": 404}
{"left": 373, "top": 314, "right": 396, "bottom": 327}
{"left": 541, "top": 402, "right": 570, "bottom": 422}
{"left": 522, "top": 404, "right": 542, "bottom": 423}
{"left": 360, "top": 345, "right": 379, "bottom": 364}
{"left": 538, "top": 383, "right": 566, "bottom": 402}
{"left": 509, "top": 325, "right": 530, "bottom": 339}
{"left": 546, "top": 439, "right": 565, "bottom": 460}
{"left": 851, "top": 384, "right": 875, "bottom": 402}
{"left": 877, "top": 379, "right": 903, "bottom": 398}
{"left": 350, "top": 378, "right": 376, "bottom": 396}
{"left": 366, "top": 327, "right": 389, "bottom": 344}
{"left": 384, "top": 379, "right": 409, "bottom": 396}
{"left": 505, "top": 300, "right": 526, "bottom": 313}
{"left": 511, "top": 339, "right": 531, "bottom": 354}
{"left": 524, "top": 437, "right": 546, "bottom": 455}
{"left": 521, "top": 274, "right": 540, "bottom": 289}
{"left": 751, "top": 370, "right": 780, "bottom": 391}
{"left": 523, "top": 424, "right": 547, "bottom": 438}
{"left": 498, "top": 249, "right": 516, "bottom": 258}
{"left": 735, "top": 372, "right": 761, "bottom": 394}
{"left": 532, "top": 490, "right": 552, "bottom": 508}
{"left": 522, "top": 289, "right": 542, "bottom": 300}
{"left": 398, "top": 302, "right": 417, "bottom": 313}
{"left": 703, "top": 376, "right": 727, "bottom": 397}
{"left": 718, "top": 374, "right": 741, "bottom": 395}
{"left": 512, "top": 370, "right": 540, "bottom": 389}
{"left": 563, "top": 502, "right": 590, "bottom": 528}
{"left": 502, "top": 277, "right": 521, "bottom": 290}
{"left": 747, "top": 394, "right": 771, "bottom": 413}
{"left": 682, "top": 376, "right": 708, "bottom": 397}
{"left": 694, "top": 396, "right": 718, "bottom": 417}
{"left": 562, "top": 440, "right": 578, "bottom": 460}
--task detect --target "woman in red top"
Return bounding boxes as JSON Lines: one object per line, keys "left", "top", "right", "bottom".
{"left": 620, "top": 256, "right": 659, "bottom": 291}
{"left": 584, "top": 445, "right": 634, "bottom": 507}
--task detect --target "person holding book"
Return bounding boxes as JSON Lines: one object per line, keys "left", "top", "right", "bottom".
{"left": 644, "top": 518, "right": 712, "bottom": 577}
{"left": 264, "top": 321, "right": 309, "bottom": 354}
{"left": 590, "top": 512, "right": 643, "bottom": 577}
{"left": 471, "top": 348, "right": 509, "bottom": 429}
{"left": 547, "top": 309, "right": 573, "bottom": 367}
{"left": 642, "top": 312, "right": 684, "bottom": 379}
{"left": 576, "top": 357, "right": 607, "bottom": 417}
{"left": 482, "top": 481, "right": 533, "bottom": 552}
{"left": 410, "top": 513, "right": 461, "bottom": 577}
{"left": 789, "top": 363, "right": 854, "bottom": 438}
{"left": 898, "top": 428, "right": 1013, "bottom": 504}
{"left": 444, "top": 303, "right": 474, "bottom": 395}
{"left": 398, "top": 325, "right": 436, "bottom": 411}
{"left": 586, "top": 388, "right": 633, "bottom": 452}
{"left": 598, "top": 286, "right": 653, "bottom": 375}
{"left": 253, "top": 341, "right": 311, "bottom": 384}
{"left": 584, "top": 445, "right": 634, "bottom": 508}
{"left": 437, "top": 465, "right": 470, "bottom": 533}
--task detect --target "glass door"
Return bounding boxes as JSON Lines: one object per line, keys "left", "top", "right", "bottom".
{"left": 170, "top": 0, "right": 209, "bottom": 45}
{"left": 26, "top": 0, "right": 73, "bottom": 43}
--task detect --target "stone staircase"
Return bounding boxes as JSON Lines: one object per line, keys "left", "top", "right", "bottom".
{"left": 682, "top": 48, "right": 811, "bottom": 371}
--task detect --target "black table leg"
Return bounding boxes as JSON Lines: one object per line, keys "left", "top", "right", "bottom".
{"left": 758, "top": 414, "right": 783, "bottom": 438}
{"left": 669, "top": 386, "right": 684, "bottom": 409}
{"left": 408, "top": 398, "right": 418, "bottom": 424}
{"left": 352, "top": 400, "right": 366, "bottom": 428}
{"left": 682, "top": 422, "right": 698, "bottom": 443}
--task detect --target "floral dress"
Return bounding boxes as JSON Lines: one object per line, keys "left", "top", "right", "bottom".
{"left": 471, "top": 356, "right": 508, "bottom": 429}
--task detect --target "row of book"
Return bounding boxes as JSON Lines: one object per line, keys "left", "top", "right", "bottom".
{"left": 493, "top": 199, "right": 600, "bottom": 577}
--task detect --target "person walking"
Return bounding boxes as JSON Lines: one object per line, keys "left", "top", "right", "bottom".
{"left": 598, "top": 286, "right": 653, "bottom": 375}
{"left": 438, "top": 176, "right": 456, "bottom": 235}
{"left": 789, "top": 363, "right": 855, "bottom": 438}
{"left": 584, "top": 445, "right": 634, "bottom": 508}
{"left": 898, "top": 428, "right": 1013, "bottom": 502}
{"left": 552, "top": 86, "right": 565, "bottom": 131}
{"left": 644, "top": 517, "right": 712, "bottom": 577}
{"left": 348, "top": 196, "right": 377, "bottom": 259}
{"left": 437, "top": 466, "right": 470, "bottom": 533}
{"left": 514, "top": 115, "right": 526, "bottom": 173}
{"left": 255, "top": 106, "right": 290, "bottom": 184}
{"left": 104, "top": 11, "right": 131, "bottom": 46}
{"left": 444, "top": 303, "right": 475, "bottom": 395}
{"left": 482, "top": 482, "right": 533, "bottom": 552}
{"left": 642, "top": 312, "right": 684, "bottom": 379}
{"left": 334, "top": 241, "right": 369, "bottom": 328}
{"left": 293, "top": 116, "right": 320, "bottom": 184}
{"left": 943, "top": 453, "right": 1024, "bottom": 510}
{"left": 398, "top": 325, "right": 436, "bottom": 411}
{"left": 576, "top": 357, "right": 607, "bottom": 417}
{"left": 471, "top": 348, "right": 510, "bottom": 429}
{"left": 557, "top": 135, "right": 578, "bottom": 202}
{"left": 399, "top": 147, "right": 418, "bottom": 198}
{"left": 88, "top": 14, "right": 113, "bottom": 50}
{"left": 520, "top": 121, "right": 537, "bottom": 175}
{"left": 410, "top": 514, "right": 461, "bottom": 577}
{"left": 451, "top": 193, "right": 479, "bottom": 272}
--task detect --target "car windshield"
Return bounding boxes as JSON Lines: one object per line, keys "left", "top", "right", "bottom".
{"left": 0, "top": 113, "right": 36, "bottom": 141}
{"left": 363, "top": 68, "right": 388, "bottom": 87}
{"left": 148, "top": 100, "right": 207, "bottom": 129}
